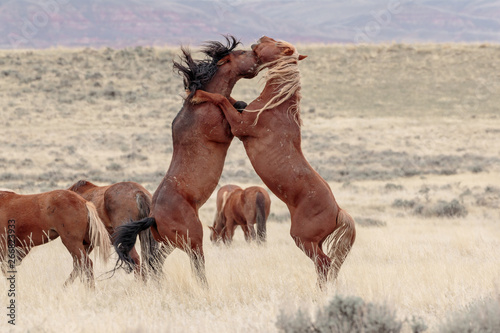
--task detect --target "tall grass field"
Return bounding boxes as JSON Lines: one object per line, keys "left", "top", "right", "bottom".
{"left": 1, "top": 43, "right": 500, "bottom": 332}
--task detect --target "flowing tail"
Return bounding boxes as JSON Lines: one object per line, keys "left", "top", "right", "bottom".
{"left": 114, "top": 217, "right": 156, "bottom": 273}
{"left": 219, "top": 191, "right": 230, "bottom": 228}
{"left": 135, "top": 192, "right": 163, "bottom": 275}
{"left": 86, "top": 202, "right": 112, "bottom": 264}
{"left": 255, "top": 192, "right": 267, "bottom": 243}
{"left": 323, "top": 208, "right": 356, "bottom": 280}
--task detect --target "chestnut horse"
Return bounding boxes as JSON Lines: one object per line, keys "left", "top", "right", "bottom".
{"left": 68, "top": 180, "right": 162, "bottom": 279}
{"left": 192, "top": 36, "right": 356, "bottom": 289}
{"left": 113, "top": 36, "right": 260, "bottom": 286}
{"left": 210, "top": 185, "right": 270, "bottom": 244}
{"left": 0, "top": 189, "right": 111, "bottom": 288}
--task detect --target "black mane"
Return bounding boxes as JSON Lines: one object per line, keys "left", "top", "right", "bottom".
{"left": 201, "top": 34, "right": 240, "bottom": 64}
{"left": 173, "top": 35, "right": 241, "bottom": 100}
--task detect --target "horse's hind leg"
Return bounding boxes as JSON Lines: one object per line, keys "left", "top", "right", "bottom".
{"left": 65, "top": 252, "right": 94, "bottom": 289}
{"left": 128, "top": 247, "right": 142, "bottom": 279}
{"left": 189, "top": 248, "right": 207, "bottom": 287}
{"left": 62, "top": 239, "right": 95, "bottom": 289}
{"left": 185, "top": 229, "right": 208, "bottom": 287}
{"left": 292, "top": 236, "right": 332, "bottom": 290}
{"left": 242, "top": 225, "right": 256, "bottom": 243}
{"left": 64, "top": 254, "right": 94, "bottom": 288}
{"left": 146, "top": 244, "right": 172, "bottom": 281}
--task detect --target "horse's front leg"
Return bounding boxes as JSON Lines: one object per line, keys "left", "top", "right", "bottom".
{"left": 191, "top": 90, "right": 255, "bottom": 136}
{"left": 222, "top": 219, "right": 236, "bottom": 245}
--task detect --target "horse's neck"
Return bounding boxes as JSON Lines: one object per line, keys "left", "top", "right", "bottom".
{"left": 204, "top": 69, "right": 236, "bottom": 97}
{"left": 260, "top": 78, "right": 301, "bottom": 105}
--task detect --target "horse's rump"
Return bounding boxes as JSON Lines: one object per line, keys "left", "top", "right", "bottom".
{"left": 135, "top": 191, "right": 151, "bottom": 219}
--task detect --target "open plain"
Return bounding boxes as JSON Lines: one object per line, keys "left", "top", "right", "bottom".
{"left": 1, "top": 43, "right": 500, "bottom": 332}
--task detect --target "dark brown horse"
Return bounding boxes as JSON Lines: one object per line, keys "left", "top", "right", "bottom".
{"left": 68, "top": 180, "right": 161, "bottom": 279}
{"left": 210, "top": 185, "right": 270, "bottom": 244}
{"left": 192, "top": 36, "right": 356, "bottom": 289}
{"left": 0, "top": 189, "right": 111, "bottom": 288}
{"left": 113, "top": 36, "right": 260, "bottom": 286}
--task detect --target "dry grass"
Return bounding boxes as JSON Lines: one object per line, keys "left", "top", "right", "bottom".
{"left": 1, "top": 43, "right": 500, "bottom": 332}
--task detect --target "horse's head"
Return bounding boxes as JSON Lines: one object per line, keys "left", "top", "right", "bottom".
{"left": 175, "top": 35, "right": 260, "bottom": 100}
{"left": 209, "top": 209, "right": 228, "bottom": 244}
{"left": 202, "top": 35, "right": 259, "bottom": 79}
{"left": 251, "top": 36, "right": 307, "bottom": 65}
{"left": 209, "top": 224, "right": 226, "bottom": 244}
{"left": 217, "top": 49, "right": 260, "bottom": 79}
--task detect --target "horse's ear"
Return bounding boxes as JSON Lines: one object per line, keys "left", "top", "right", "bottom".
{"left": 298, "top": 54, "right": 307, "bottom": 61}
{"left": 217, "top": 55, "right": 230, "bottom": 66}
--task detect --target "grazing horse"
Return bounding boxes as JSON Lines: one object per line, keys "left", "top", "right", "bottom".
{"left": 68, "top": 180, "right": 161, "bottom": 279}
{"left": 192, "top": 36, "right": 356, "bottom": 289}
{"left": 0, "top": 189, "right": 111, "bottom": 288}
{"left": 113, "top": 35, "right": 260, "bottom": 286}
{"left": 210, "top": 185, "right": 270, "bottom": 244}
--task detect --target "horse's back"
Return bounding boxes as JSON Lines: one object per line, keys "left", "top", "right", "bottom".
{"left": 40, "top": 190, "right": 89, "bottom": 221}
{"left": 103, "top": 182, "right": 152, "bottom": 226}
{"left": 216, "top": 184, "right": 242, "bottom": 211}
{"left": 1, "top": 189, "right": 85, "bottom": 215}
{"left": 0, "top": 191, "right": 18, "bottom": 229}
{"left": 0, "top": 190, "right": 88, "bottom": 246}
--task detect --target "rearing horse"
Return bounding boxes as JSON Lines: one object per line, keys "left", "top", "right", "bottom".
{"left": 193, "top": 36, "right": 356, "bottom": 289}
{"left": 113, "top": 36, "right": 260, "bottom": 286}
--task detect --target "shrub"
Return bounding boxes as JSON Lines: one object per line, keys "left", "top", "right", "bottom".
{"left": 106, "top": 162, "right": 123, "bottom": 171}
{"left": 276, "top": 309, "right": 315, "bottom": 333}
{"left": 414, "top": 199, "right": 468, "bottom": 218}
{"left": 276, "top": 295, "right": 422, "bottom": 333}
{"left": 355, "top": 217, "right": 387, "bottom": 227}
{"left": 439, "top": 295, "right": 500, "bottom": 333}
{"left": 392, "top": 199, "right": 417, "bottom": 209}
{"left": 385, "top": 183, "right": 404, "bottom": 191}
{"left": 393, "top": 198, "right": 468, "bottom": 218}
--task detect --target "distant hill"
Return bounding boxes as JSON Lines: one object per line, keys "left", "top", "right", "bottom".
{"left": 1, "top": 0, "right": 500, "bottom": 49}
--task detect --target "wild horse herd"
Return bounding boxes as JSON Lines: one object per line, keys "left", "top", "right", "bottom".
{"left": 0, "top": 36, "right": 356, "bottom": 291}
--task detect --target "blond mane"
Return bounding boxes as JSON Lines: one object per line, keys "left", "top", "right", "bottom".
{"left": 246, "top": 48, "right": 302, "bottom": 126}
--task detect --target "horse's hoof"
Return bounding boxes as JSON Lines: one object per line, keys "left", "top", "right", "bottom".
{"left": 233, "top": 101, "right": 247, "bottom": 112}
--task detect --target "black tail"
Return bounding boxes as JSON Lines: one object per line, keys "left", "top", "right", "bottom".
{"left": 256, "top": 192, "right": 267, "bottom": 243}
{"left": 113, "top": 217, "right": 156, "bottom": 273}
{"left": 135, "top": 192, "right": 162, "bottom": 276}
